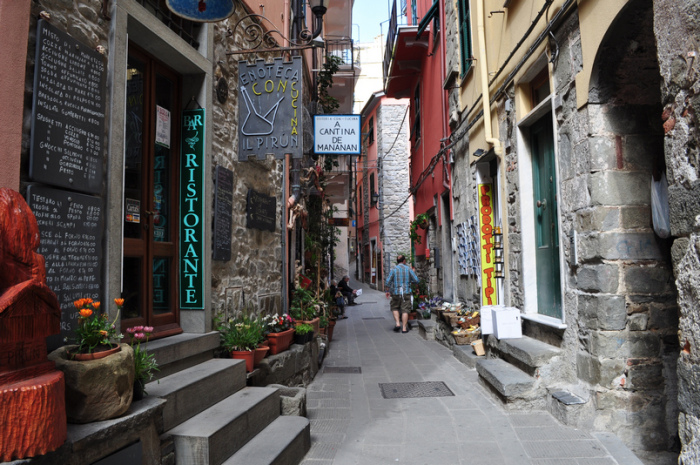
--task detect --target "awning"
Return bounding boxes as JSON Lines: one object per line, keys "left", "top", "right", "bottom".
{"left": 416, "top": 1, "right": 439, "bottom": 39}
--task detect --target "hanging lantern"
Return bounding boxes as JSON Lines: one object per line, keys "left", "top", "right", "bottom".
{"left": 166, "top": 0, "right": 236, "bottom": 22}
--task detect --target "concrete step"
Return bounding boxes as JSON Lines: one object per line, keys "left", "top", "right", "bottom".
{"left": 169, "top": 387, "right": 281, "bottom": 465}
{"left": 495, "top": 335, "right": 561, "bottom": 371}
{"left": 223, "top": 415, "right": 310, "bottom": 465}
{"left": 148, "top": 358, "right": 246, "bottom": 431}
{"left": 417, "top": 320, "right": 436, "bottom": 341}
{"left": 145, "top": 332, "right": 220, "bottom": 381}
{"left": 453, "top": 344, "right": 481, "bottom": 369}
{"left": 476, "top": 358, "right": 536, "bottom": 399}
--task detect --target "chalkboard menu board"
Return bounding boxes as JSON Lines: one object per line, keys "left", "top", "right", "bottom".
{"left": 213, "top": 166, "right": 233, "bottom": 261}
{"left": 26, "top": 185, "right": 104, "bottom": 349}
{"left": 246, "top": 189, "right": 276, "bottom": 232}
{"left": 29, "top": 20, "right": 106, "bottom": 195}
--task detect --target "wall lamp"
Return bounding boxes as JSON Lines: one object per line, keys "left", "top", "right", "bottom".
{"left": 370, "top": 191, "right": 379, "bottom": 206}
{"left": 309, "top": 0, "right": 328, "bottom": 39}
{"left": 473, "top": 148, "right": 486, "bottom": 157}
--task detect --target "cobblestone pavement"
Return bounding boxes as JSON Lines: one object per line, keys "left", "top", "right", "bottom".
{"left": 301, "top": 278, "right": 651, "bottom": 465}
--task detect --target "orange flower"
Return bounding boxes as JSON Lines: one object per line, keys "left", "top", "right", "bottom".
{"left": 99, "top": 330, "right": 108, "bottom": 337}
{"left": 74, "top": 298, "right": 86, "bottom": 309}
{"left": 92, "top": 301, "right": 101, "bottom": 311}
{"left": 79, "top": 308, "right": 93, "bottom": 318}
{"left": 114, "top": 298, "right": 125, "bottom": 307}
{"left": 85, "top": 298, "right": 93, "bottom": 304}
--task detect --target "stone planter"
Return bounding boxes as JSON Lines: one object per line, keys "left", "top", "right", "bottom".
{"left": 48, "top": 343, "right": 134, "bottom": 424}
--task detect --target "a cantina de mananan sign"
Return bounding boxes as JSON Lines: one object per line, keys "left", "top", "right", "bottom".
{"left": 238, "top": 56, "right": 302, "bottom": 160}
{"left": 180, "top": 109, "right": 205, "bottom": 309}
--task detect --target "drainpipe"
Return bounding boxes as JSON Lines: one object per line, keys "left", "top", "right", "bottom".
{"left": 476, "top": 0, "right": 503, "bottom": 156}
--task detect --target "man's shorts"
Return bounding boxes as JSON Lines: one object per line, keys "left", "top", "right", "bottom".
{"left": 390, "top": 294, "right": 412, "bottom": 314}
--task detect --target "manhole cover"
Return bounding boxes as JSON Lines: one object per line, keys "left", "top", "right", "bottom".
{"left": 324, "top": 366, "right": 362, "bottom": 374}
{"left": 362, "top": 317, "right": 385, "bottom": 320}
{"left": 379, "top": 381, "right": 455, "bottom": 399}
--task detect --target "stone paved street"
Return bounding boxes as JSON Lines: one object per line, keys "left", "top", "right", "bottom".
{"left": 301, "top": 279, "right": 647, "bottom": 465}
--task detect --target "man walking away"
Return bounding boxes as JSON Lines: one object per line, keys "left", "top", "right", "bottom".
{"left": 385, "top": 254, "right": 420, "bottom": 333}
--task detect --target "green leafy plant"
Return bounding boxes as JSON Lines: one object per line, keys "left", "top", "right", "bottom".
{"left": 72, "top": 298, "right": 124, "bottom": 354}
{"left": 294, "top": 323, "right": 314, "bottom": 336}
{"left": 409, "top": 213, "right": 430, "bottom": 245}
{"left": 290, "top": 287, "right": 321, "bottom": 321}
{"left": 216, "top": 314, "right": 263, "bottom": 352}
{"left": 317, "top": 55, "right": 344, "bottom": 114}
{"left": 126, "top": 326, "right": 159, "bottom": 388}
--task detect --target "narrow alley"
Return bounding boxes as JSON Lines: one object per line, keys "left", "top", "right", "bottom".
{"left": 302, "top": 279, "right": 645, "bottom": 465}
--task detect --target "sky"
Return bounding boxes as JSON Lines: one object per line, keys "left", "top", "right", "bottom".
{"left": 352, "top": 0, "right": 393, "bottom": 44}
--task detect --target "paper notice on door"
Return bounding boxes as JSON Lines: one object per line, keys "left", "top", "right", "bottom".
{"left": 155, "top": 105, "right": 171, "bottom": 148}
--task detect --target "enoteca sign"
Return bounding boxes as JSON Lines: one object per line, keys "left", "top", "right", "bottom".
{"left": 238, "top": 56, "right": 302, "bottom": 160}
{"left": 314, "top": 115, "right": 361, "bottom": 155}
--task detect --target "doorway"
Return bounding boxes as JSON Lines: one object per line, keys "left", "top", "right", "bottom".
{"left": 121, "top": 44, "right": 182, "bottom": 337}
{"left": 531, "top": 116, "right": 562, "bottom": 319}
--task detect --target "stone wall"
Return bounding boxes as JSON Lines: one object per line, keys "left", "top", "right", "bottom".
{"left": 652, "top": 0, "right": 700, "bottom": 462}
{"left": 378, "top": 101, "right": 411, "bottom": 279}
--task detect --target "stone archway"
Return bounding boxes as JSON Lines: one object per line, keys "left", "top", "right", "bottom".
{"left": 584, "top": 0, "right": 679, "bottom": 454}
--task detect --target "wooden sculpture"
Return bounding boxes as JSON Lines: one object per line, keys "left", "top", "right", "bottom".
{"left": 0, "top": 188, "right": 66, "bottom": 461}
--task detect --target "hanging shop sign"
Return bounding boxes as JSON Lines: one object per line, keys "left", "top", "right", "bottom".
{"left": 314, "top": 115, "right": 361, "bottom": 155}
{"left": 238, "top": 56, "right": 303, "bottom": 160}
{"left": 166, "top": 0, "right": 235, "bottom": 22}
{"left": 180, "top": 108, "right": 205, "bottom": 309}
{"left": 479, "top": 183, "right": 498, "bottom": 306}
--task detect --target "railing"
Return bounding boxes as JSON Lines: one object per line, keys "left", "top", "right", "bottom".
{"left": 383, "top": 0, "right": 398, "bottom": 89}
{"left": 325, "top": 39, "right": 355, "bottom": 71}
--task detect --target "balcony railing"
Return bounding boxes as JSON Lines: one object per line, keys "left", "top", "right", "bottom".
{"left": 325, "top": 39, "right": 355, "bottom": 71}
{"left": 383, "top": 0, "right": 398, "bottom": 89}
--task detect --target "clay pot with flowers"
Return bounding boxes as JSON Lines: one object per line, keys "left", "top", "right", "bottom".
{"left": 262, "top": 313, "right": 296, "bottom": 355}
{"left": 125, "top": 325, "right": 159, "bottom": 400}
{"left": 48, "top": 298, "right": 135, "bottom": 424}
{"left": 216, "top": 314, "right": 263, "bottom": 372}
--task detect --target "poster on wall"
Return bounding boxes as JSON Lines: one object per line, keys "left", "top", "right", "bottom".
{"left": 180, "top": 108, "right": 205, "bottom": 309}
{"left": 238, "top": 56, "right": 303, "bottom": 160}
{"left": 478, "top": 183, "right": 498, "bottom": 306}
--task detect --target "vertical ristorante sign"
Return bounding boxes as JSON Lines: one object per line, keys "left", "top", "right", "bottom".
{"left": 180, "top": 109, "right": 205, "bottom": 309}
{"left": 238, "top": 56, "right": 303, "bottom": 160}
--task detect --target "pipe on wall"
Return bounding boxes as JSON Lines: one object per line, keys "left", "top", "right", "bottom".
{"left": 476, "top": 0, "right": 503, "bottom": 156}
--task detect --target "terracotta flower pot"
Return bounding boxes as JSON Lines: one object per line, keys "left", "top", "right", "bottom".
{"left": 266, "top": 328, "right": 294, "bottom": 355}
{"left": 231, "top": 350, "right": 255, "bottom": 372}
{"left": 254, "top": 345, "right": 269, "bottom": 366}
{"left": 69, "top": 344, "right": 121, "bottom": 361}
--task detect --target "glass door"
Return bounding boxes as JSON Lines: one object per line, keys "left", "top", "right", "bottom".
{"left": 122, "top": 44, "right": 181, "bottom": 337}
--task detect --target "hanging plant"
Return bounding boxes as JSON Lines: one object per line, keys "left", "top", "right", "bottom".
{"left": 317, "top": 55, "right": 343, "bottom": 114}
{"left": 409, "top": 213, "right": 430, "bottom": 244}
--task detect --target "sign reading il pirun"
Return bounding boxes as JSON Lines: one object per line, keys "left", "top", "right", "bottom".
{"left": 238, "top": 56, "right": 303, "bottom": 160}
{"left": 30, "top": 19, "right": 106, "bottom": 195}
{"left": 180, "top": 109, "right": 205, "bottom": 309}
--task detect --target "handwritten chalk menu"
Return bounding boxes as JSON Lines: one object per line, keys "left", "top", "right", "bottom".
{"left": 29, "top": 19, "right": 106, "bottom": 195}
{"left": 213, "top": 166, "right": 233, "bottom": 261}
{"left": 27, "top": 185, "right": 104, "bottom": 348}
{"left": 246, "top": 189, "right": 276, "bottom": 232}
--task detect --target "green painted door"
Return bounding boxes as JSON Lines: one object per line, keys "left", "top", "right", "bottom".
{"left": 531, "top": 118, "right": 562, "bottom": 319}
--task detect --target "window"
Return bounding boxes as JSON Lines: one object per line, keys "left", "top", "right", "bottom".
{"left": 458, "top": 0, "right": 472, "bottom": 76}
{"left": 368, "top": 116, "right": 375, "bottom": 145}
{"left": 412, "top": 85, "right": 421, "bottom": 142}
{"left": 530, "top": 68, "right": 550, "bottom": 108}
{"left": 411, "top": 0, "right": 418, "bottom": 25}
{"left": 370, "top": 174, "right": 377, "bottom": 207}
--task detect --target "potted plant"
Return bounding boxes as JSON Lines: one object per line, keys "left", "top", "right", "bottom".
{"left": 409, "top": 213, "right": 431, "bottom": 244}
{"left": 48, "top": 297, "right": 135, "bottom": 424}
{"left": 216, "top": 314, "right": 261, "bottom": 372}
{"left": 293, "top": 323, "right": 314, "bottom": 345}
{"left": 251, "top": 316, "right": 269, "bottom": 367}
{"left": 262, "top": 313, "right": 296, "bottom": 355}
{"left": 125, "top": 325, "right": 159, "bottom": 400}
{"left": 290, "top": 287, "right": 321, "bottom": 334}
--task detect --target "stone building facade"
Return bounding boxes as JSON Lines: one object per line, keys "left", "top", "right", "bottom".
{"left": 443, "top": 0, "right": 700, "bottom": 460}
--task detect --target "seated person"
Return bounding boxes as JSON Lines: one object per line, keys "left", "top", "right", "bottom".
{"left": 338, "top": 275, "right": 357, "bottom": 305}
{"left": 329, "top": 280, "right": 347, "bottom": 318}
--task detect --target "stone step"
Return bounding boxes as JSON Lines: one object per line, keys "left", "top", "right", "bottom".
{"left": 495, "top": 335, "right": 561, "bottom": 370}
{"left": 145, "top": 332, "right": 220, "bottom": 381}
{"left": 147, "top": 358, "right": 246, "bottom": 431}
{"left": 476, "top": 358, "right": 536, "bottom": 399}
{"left": 223, "top": 415, "right": 310, "bottom": 465}
{"left": 453, "top": 344, "right": 480, "bottom": 369}
{"left": 169, "top": 387, "right": 281, "bottom": 465}
{"left": 417, "top": 320, "right": 436, "bottom": 341}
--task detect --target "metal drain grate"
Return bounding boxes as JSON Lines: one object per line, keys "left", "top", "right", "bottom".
{"left": 362, "top": 317, "right": 386, "bottom": 320}
{"left": 379, "top": 381, "right": 455, "bottom": 399}
{"left": 324, "top": 366, "right": 362, "bottom": 374}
